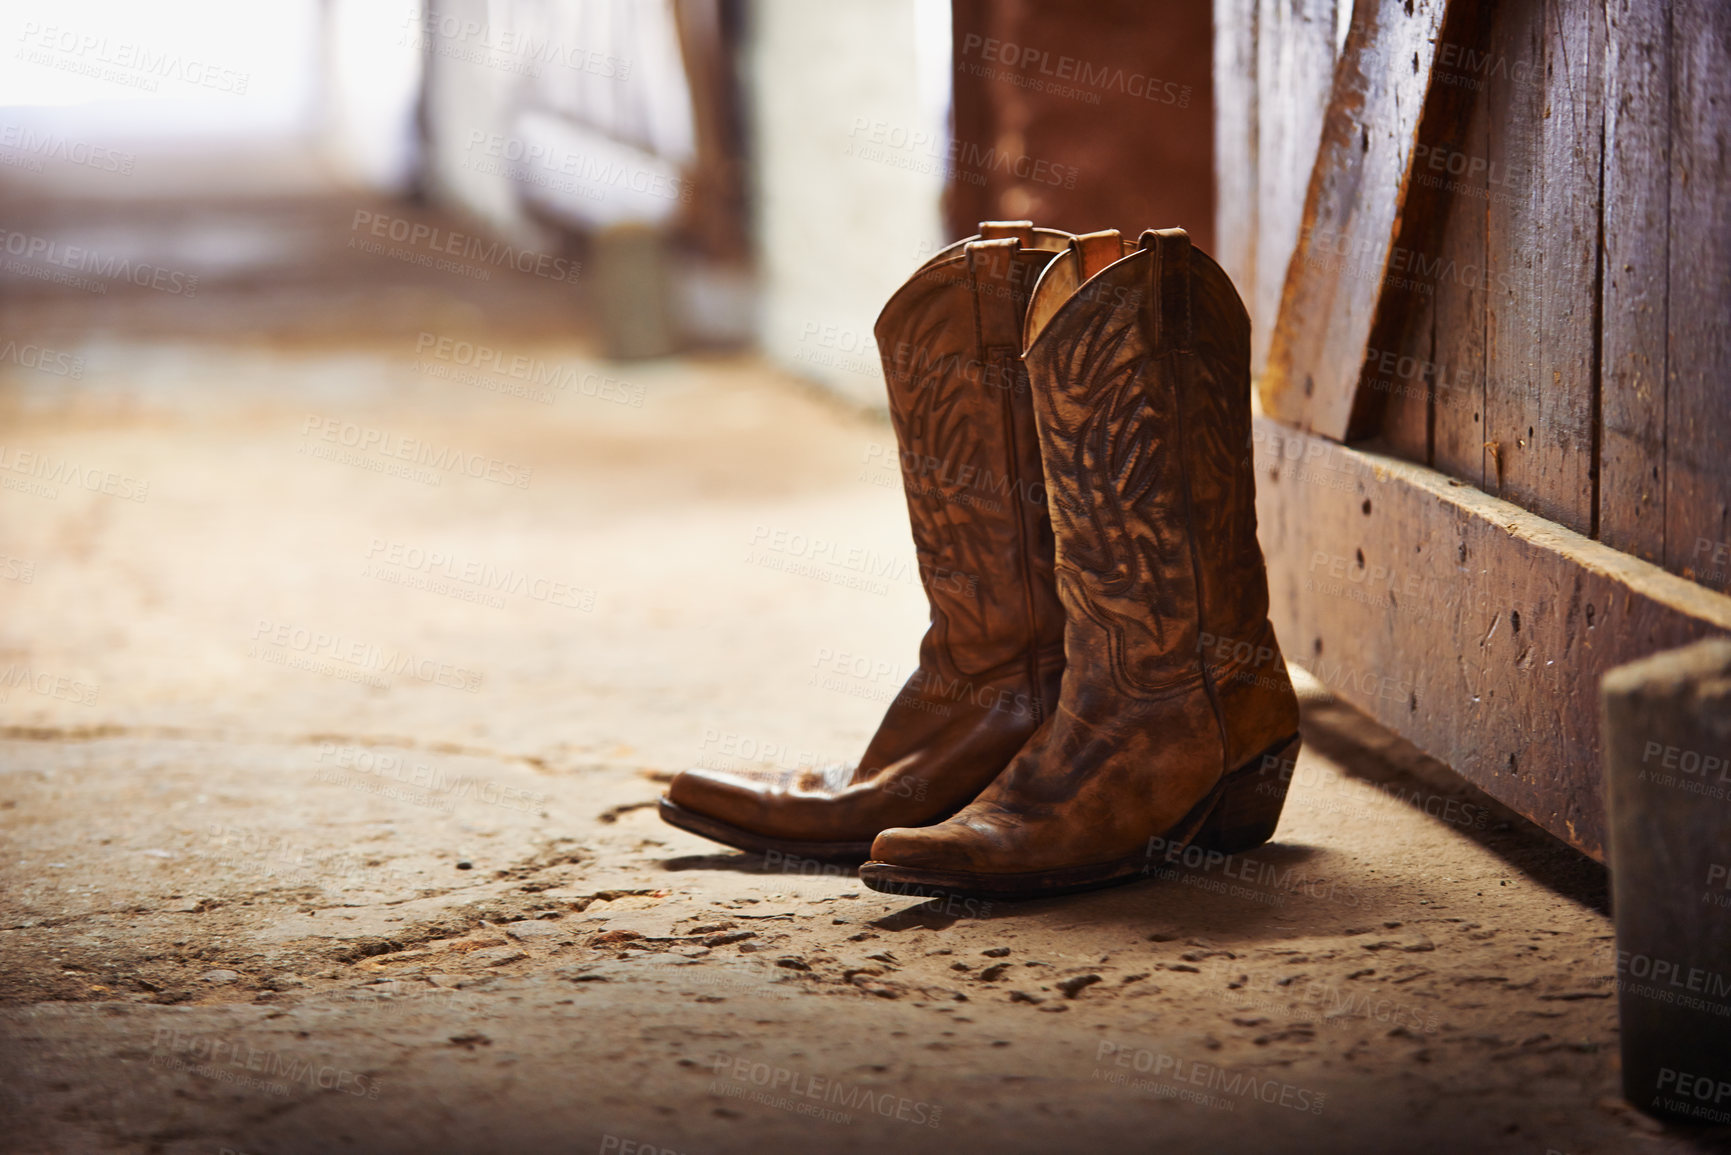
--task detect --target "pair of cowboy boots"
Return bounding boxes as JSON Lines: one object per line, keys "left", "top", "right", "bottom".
{"left": 658, "top": 221, "right": 1300, "bottom": 900}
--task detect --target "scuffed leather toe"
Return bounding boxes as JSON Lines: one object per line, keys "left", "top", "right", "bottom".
{"left": 869, "top": 818, "right": 998, "bottom": 872}
{"left": 665, "top": 767, "right": 773, "bottom": 830}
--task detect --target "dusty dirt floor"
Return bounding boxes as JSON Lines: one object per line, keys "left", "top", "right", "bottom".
{"left": 2, "top": 197, "right": 1729, "bottom": 1155}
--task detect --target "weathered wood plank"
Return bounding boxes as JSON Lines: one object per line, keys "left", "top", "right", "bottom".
{"left": 1260, "top": 0, "right": 1450, "bottom": 439}
{"left": 1530, "top": 0, "right": 1605, "bottom": 534}
{"left": 1250, "top": 0, "right": 1340, "bottom": 381}
{"left": 1254, "top": 414, "right": 1731, "bottom": 861}
{"left": 1599, "top": 0, "right": 1670, "bottom": 563}
{"left": 1428, "top": 83, "right": 1490, "bottom": 488}
{"left": 1482, "top": 0, "right": 1545, "bottom": 508}
{"left": 1466, "top": 0, "right": 1605, "bottom": 537}
{"left": 1370, "top": 275, "right": 1435, "bottom": 464}
{"left": 1665, "top": 0, "right": 1731, "bottom": 594}
{"left": 1213, "top": 0, "right": 1261, "bottom": 305}
{"left": 1357, "top": 0, "right": 1498, "bottom": 464}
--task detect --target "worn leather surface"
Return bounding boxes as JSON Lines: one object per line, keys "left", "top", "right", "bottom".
{"left": 869, "top": 229, "right": 1300, "bottom": 874}
{"left": 664, "top": 226, "right": 1071, "bottom": 844}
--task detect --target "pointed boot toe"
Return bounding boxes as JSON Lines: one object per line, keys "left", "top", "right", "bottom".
{"left": 664, "top": 766, "right": 761, "bottom": 824}
{"left": 865, "top": 822, "right": 980, "bottom": 872}
{"left": 859, "top": 810, "right": 1047, "bottom": 899}
{"left": 659, "top": 768, "right": 873, "bottom": 862}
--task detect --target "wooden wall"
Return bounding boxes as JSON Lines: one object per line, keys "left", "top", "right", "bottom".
{"left": 1222, "top": 0, "right": 1731, "bottom": 596}
{"left": 1218, "top": 0, "right": 1731, "bottom": 858}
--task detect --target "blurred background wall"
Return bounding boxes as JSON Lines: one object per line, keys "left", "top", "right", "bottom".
{"left": 947, "top": 0, "right": 1214, "bottom": 251}
{"left": 746, "top": 0, "right": 951, "bottom": 407}
{"left": 0, "top": 0, "right": 1215, "bottom": 406}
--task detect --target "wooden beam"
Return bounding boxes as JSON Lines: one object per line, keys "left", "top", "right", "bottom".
{"left": 1259, "top": 0, "right": 1449, "bottom": 439}
{"left": 1253, "top": 414, "right": 1731, "bottom": 860}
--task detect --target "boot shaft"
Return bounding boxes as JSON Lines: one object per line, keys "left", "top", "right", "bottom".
{"left": 1024, "top": 229, "right": 1293, "bottom": 758}
{"left": 872, "top": 228, "right": 1068, "bottom": 688}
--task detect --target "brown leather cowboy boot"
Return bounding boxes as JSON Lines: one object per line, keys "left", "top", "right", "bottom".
{"left": 658, "top": 223, "right": 1074, "bottom": 859}
{"left": 860, "top": 228, "right": 1302, "bottom": 899}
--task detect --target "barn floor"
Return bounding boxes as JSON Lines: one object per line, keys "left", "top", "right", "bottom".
{"left": 0, "top": 198, "right": 1726, "bottom": 1155}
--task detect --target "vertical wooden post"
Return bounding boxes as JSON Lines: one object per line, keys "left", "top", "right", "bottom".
{"left": 1602, "top": 638, "right": 1731, "bottom": 1124}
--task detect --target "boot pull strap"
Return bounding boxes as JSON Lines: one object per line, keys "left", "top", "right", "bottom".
{"left": 1139, "top": 228, "right": 1192, "bottom": 354}
{"left": 1070, "top": 229, "right": 1123, "bottom": 280}
{"left": 965, "top": 237, "right": 1024, "bottom": 351}
{"left": 1020, "top": 230, "right": 1128, "bottom": 353}
{"left": 978, "top": 220, "right": 1034, "bottom": 244}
